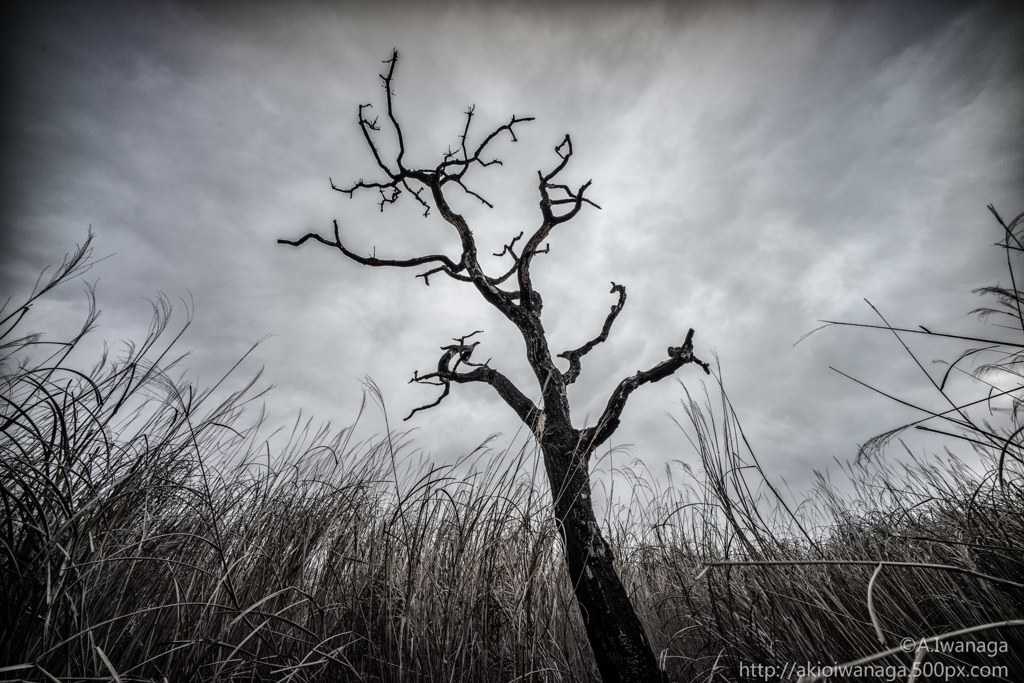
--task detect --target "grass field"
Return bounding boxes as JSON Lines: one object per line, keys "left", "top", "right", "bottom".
{"left": 3, "top": 210, "right": 1022, "bottom": 682}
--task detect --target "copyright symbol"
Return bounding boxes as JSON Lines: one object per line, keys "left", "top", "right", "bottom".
{"left": 900, "top": 637, "right": 916, "bottom": 653}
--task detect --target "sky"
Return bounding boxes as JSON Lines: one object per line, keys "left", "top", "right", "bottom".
{"left": 3, "top": 0, "right": 1023, "bottom": 502}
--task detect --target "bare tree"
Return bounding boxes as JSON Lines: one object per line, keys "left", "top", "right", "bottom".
{"left": 280, "top": 50, "right": 709, "bottom": 683}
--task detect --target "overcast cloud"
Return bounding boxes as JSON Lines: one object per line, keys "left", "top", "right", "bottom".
{"left": 3, "top": 0, "right": 1022, "bottom": 501}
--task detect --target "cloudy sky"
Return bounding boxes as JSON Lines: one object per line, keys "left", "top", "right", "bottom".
{"left": 3, "top": 0, "right": 1022, "bottom": 500}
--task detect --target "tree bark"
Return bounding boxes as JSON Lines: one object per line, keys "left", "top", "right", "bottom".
{"left": 540, "top": 426, "right": 666, "bottom": 683}
{"left": 509, "top": 302, "right": 670, "bottom": 683}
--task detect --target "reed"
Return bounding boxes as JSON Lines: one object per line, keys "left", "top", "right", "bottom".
{"left": 2, "top": 209, "right": 1021, "bottom": 682}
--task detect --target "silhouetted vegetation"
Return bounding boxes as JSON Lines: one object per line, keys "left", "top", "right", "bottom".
{"left": 2, "top": 207, "right": 1021, "bottom": 682}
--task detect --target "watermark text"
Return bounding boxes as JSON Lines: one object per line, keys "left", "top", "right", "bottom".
{"left": 739, "top": 660, "right": 1009, "bottom": 681}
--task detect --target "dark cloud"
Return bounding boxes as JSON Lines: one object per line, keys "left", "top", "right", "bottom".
{"left": 2, "top": 0, "right": 1021, "bottom": 500}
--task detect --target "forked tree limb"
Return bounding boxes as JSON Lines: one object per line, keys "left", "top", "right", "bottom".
{"left": 333, "top": 51, "right": 534, "bottom": 220}
{"left": 406, "top": 331, "right": 540, "bottom": 428}
{"left": 559, "top": 282, "right": 627, "bottom": 385}
{"left": 515, "top": 135, "right": 600, "bottom": 315}
{"left": 582, "top": 328, "right": 711, "bottom": 452}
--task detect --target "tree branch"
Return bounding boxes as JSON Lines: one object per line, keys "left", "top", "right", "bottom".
{"left": 494, "top": 231, "right": 525, "bottom": 259}
{"left": 412, "top": 237, "right": 548, "bottom": 288}
{"left": 312, "top": 50, "right": 534, "bottom": 301}
{"left": 352, "top": 102, "right": 397, "bottom": 180}
{"left": 538, "top": 136, "right": 602, "bottom": 223}
{"left": 406, "top": 331, "right": 542, "bottom": 430}
{"left": 439, "top": 113, "right": 536, "bottom": 181}
{"left": 581, "top": 328, "right": 710, "bottom": 451}
{"left": 558, "top": 282, "right": 626, "bottom": 385}
{"left": 454, "top": 178, "right": 494, "bottom": 208}
{"left": 516, "top": 135, "right": 600, "bottom": 314}
{"left": 416, "top": 265, "right": 473, "bottom": 286}
{"left": 443, "top": 105, "right": 475, "bottom": 165}
{"left": 381, "top": 49, "right": 408, "bottom": 171}
{"left": 278, "top": 220, "right": 464, "bottom": 275}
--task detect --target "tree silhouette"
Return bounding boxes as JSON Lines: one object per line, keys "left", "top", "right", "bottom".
{"left": 280, "top": 50, "right": 710, "bottom": 683}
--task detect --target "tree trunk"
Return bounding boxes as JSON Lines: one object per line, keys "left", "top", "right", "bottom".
{"left": 542, "top": 431, "right": 666, "bottom": 683}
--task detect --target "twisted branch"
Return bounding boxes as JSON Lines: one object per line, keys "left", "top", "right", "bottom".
{"left": 581, "top": 328, "right": 710, "bottom": 452}
{"left": 406, "top": 331, "right": 541, "bottom": 428}
{"left": 516, "top": 135, "right": 601, "bottom": 314}
{"left": 559, "top": 282, "right": 626, "bottom": 385}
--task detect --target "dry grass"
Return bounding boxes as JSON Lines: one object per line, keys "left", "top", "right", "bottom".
{"left": 2, "top": 211, "right": 1022, "bottom": 682}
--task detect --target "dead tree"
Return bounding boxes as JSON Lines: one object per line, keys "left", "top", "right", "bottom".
{"left": 280, "top": 50, "right": 710, "bottom": 683}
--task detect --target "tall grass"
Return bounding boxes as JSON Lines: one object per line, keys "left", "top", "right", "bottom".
{"left": 626, "top": 205, "right": 1024, "bottom": 681}
{"left": 2, "top": 209, "right": 1022, "bottom": 682}
{"left": 626, "top": 383, "right": 1024, "bottom": 681}
{"left": 1, "top": 235, "right": 595, "bottom": 682}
